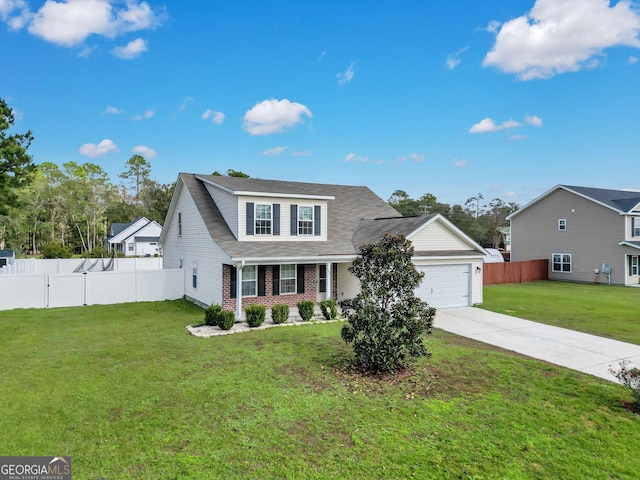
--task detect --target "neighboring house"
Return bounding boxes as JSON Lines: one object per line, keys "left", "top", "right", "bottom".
{"left": 159, "top": 173, "right": 486, "bottom": 318}
{"left": 0, "top": 249, "right": 15, "bottom": 268}
{"left": 509, "top": 185, "right": 640, "bottom": 286}
{"left": 497, "top": 226, "right": 511, "bottom": 251}
{"left": 106, "top": 217, "right": 162, "bottom": 257}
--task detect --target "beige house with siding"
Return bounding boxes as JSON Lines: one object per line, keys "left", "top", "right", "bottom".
{"left": 159, "top": 173, "right": 486, "bottom": 318}
{"left": 508, "top": 185, "right": 640, "bottom": 286}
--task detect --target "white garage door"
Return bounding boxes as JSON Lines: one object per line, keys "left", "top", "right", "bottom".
{"left": 415, "top": 264, "right": 470, "bottom": 308}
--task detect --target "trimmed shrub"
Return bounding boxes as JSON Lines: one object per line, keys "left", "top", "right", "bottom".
{"left": 245, "top": 304, "right": 266, "bottom": 327}
{"left": 271, "top": 303, "right": 289, "bottom": 324}
{"left": 219, "top": 310, "right": 235, "bottom": 330}
{"left": 320, "top": 299, "right": 337, "bottom": 320}
{"left": 205, "top": 304, "right": 223, "bottom": 326}
{"left": 297, "top": 300, "right": 314, "bottom": 321}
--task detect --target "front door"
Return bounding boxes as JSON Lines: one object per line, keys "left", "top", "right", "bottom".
{"left": 316, "top": 264, "right": 327, "bottom": 302}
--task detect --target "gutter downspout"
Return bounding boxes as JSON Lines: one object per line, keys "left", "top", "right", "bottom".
{"left": 326, "top": 262, "right": 332, "bottom": 300}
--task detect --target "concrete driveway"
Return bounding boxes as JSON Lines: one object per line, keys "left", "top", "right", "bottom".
{"left": 436, "top": 307, "right": 640, "bottom": 382}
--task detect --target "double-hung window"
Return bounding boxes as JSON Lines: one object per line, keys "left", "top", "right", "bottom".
{"left": 298, "top": 206, "right": 313, "bottom": 235}
{"left": 280, "top": 264, "right": 296, "bottom": 294}
{"left": 558, "top": 219, "right": 566, "bottom": 231}
{"left": 632, "top": 218, "right": 640, "bottom": 237}
{"left": 552, "top": 253, "right": 571, "bottom": 273}
{"left": 255, "top": 205, "right": 272, "bottom": 235}
{"left": 242, "top": 265, "right": 257, "bottom": 296}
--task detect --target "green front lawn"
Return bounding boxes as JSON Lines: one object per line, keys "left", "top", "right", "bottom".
{"left": 1, "top": 300, "right": 639, "bottom": 478}
{"left": 482, "top": 280, "right": 640, "bottom": 345}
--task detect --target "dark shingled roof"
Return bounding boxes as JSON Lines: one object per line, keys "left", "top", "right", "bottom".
{"left": 108, "top": 218, "right": 144, "bottom": 238}
{"left": 563, "top": 185, "right": 640, "bottom": 213}
{"left": 181, "top": 173, "right": 407, "bottom": 260}
{"left": 352, "top": 214, "right": 437, "bottom": 248}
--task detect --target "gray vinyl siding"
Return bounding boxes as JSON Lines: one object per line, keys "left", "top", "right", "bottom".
{"left": 204, "top": 183, "right": 239, "bottom": 238}
{"left": 511, "top": 188, "right": 633, "bottom": 285}
{"left": 162, "top": 180, "right": 230, "bottom": 306}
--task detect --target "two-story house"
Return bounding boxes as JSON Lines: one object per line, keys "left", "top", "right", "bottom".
{"left": 509, "top": 185, "right": 640, "bottom": 286}
{"left": 159, "top": 173, "right": 486, "bottom": 318}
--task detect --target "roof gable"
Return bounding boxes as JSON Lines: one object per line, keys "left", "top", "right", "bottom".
{"left": 352, "top": 213, "right": 485, "bottom": 255}
{"left": 108, "top": 217, "right": 161, "bottom": 244}
{"left": 509, "top": 184, "right": 640, "bottom": 219}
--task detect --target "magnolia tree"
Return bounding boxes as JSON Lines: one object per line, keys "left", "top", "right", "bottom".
{"left": 340, "top": 233, "right": 435, "bottom": 374}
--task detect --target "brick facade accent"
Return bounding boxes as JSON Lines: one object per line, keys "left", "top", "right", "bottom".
{"left": 222, "top": 264, "right": 323, "bottom": 311}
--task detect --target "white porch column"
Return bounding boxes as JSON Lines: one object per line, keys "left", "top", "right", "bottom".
{"left": 235, "top": 263, "right": 244, "bottom": 320}
{"left": 326, "top": 262, "right": 332, "bottom": 300}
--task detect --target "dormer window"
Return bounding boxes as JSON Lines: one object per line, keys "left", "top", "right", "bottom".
{"left": 558, "top": 219, "right": 566, "bottom": 231}
{"left": 298, "top": 206, "right": 313, "bottom": 235}
{"left": 255, "top": 204, "right": 272, "bottom": 235}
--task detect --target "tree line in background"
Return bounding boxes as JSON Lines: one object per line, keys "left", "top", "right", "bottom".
{"left": 1, "top": 97, "right": 517, "bottom": 257}
{"left": 387, "top": 190, "right": 518, "bottom": 248}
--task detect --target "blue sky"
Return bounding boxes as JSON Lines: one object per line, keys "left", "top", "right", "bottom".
{"left": 2, "top": 0, "right": 640, "bottom": 207}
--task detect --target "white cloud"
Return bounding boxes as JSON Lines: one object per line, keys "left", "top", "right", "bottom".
{"left": 11, "top": 0, "right": 162, "bottom": 48}
{"left": 201, "top": 109, "right": 225, "bottom": 125}
{"left": 510, "top": 134, "right": 529, "bottom": 140}
{"left": 445, "top": 46, "right": 468, "bottom": 70}
{"left": 452, "top": 158, "right": 468, "bottom": 168}
{"left": 629, "top": 55, "right": 639, "bottom": 64}
{"left": 111, "top": 37, "right": 147, "bottom": 59}
{"left": 470, "top": 115, "right": 542, "bottom": 134}
{"left": 78, "top": 138, "right": 118, "bottom": 158}
{"left": 0, "top": 0, "right": 30, "bottom": 29}
{"left": 133, "top": 109, "right": 154, "bottom": 121}
{"left": 104, "top": 105, "right": 123, "bottom": 114}
{"left": 179, "top": 96, "right": 194, "bottom": 111}
{"left": 344, "top": 152, "right": 384, "bottom": 164}
{"left": 524, "top": 114, "right": 543, "bottom": 127}
{"left": 469, "top": 117, "right": 521, "bottom": 133}
{"left": 484, "top": 0, "right": 640, "bottom": 80}
{"left": 292, "top": 150, "right": 312, "bottom": 157}
{"left": 131, "top": 145, "right": 157, "bottom": 159}
{"left": 507, "top": 191, "right": 517, "bottom": 198}
{"left": 316, "top": 51, "right": 326, "bottom": 63}
{"left": 394, "top": 152, "right": 425, "bottom": 165}
{"left": 10, "top": 107, "right": 23, "bottom": 121}
{"left": 243, "top": 98, "right": 312, "bottom": 136}
{"left": 263, "top": 146, "right": 288, "bottom": 156}
{"left": 337, "top": 61, "right": 355, "bottom": 85}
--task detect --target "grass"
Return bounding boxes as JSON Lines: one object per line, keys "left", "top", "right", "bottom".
{"left": 481, "top": 280, "right": 640, "bottom": 345}
{"left": 1, "top": 299, "right": 639, "bottom": 478}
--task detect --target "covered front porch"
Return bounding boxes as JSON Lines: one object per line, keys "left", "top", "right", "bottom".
{"left": 221, "top": 260, "right": 357, "bottom": 319}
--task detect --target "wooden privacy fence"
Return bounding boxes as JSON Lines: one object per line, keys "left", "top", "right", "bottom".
{"left": 483, "top": 259, "right": 548, "bottom": 285}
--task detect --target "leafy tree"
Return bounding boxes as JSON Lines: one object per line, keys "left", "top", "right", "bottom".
{"left": 119, "top": 154, "right": 151, "bottom": 201}
{"left": 0, "top": 98, "right": 36, "bottom": 215}
{"left": 213, "top": 169, "right": 250, "bottom": 178}
{"left": 340, "top": 234, "right": 435, "bottom": 374}
{"left": 465, "top": 192, "right": 485, "bottom": 219}
{"left": 63, "top": 161, "right": 113, "bottom": 253}
{"left": 480, "top": 198, "right": 519, "bottom": 248}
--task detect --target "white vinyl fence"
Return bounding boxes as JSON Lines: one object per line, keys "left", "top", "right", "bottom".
{"left": 0, "top": 257, "right": 163, "bottom": 275}
{"left": 0, "top": 269, "right": 185, "bottom": 310}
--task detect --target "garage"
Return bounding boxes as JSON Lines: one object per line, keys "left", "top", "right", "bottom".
{"left": 415, "top": 264, "right": 471, "bottom": 308}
